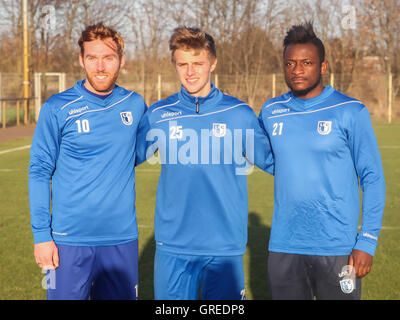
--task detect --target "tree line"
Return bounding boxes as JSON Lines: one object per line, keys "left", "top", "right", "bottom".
{"left": 0, "top": 0, "right": 399, "bottom": 112}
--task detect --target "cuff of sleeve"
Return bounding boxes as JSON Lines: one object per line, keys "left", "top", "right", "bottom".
{"left": 353, "top": 238, "right": 377, "bottom": 256}
{"left": 33, "top": 229, "right": 53, "bottom": 244}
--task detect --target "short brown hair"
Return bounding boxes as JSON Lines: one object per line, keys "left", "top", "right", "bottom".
{"left": 78, "top": 22, "right": 124, "bottom": 57}
{"left": 169, "top": 26, "right": 216, "bottom": 62}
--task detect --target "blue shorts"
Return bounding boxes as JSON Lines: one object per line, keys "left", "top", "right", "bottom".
{"left": 45, "top": 240, "right": 138, "bottom": 300}
{"left": 154, "top": 249, "right": 245, "bottom": 300}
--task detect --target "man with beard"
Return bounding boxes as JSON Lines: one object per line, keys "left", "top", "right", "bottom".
{"left": 258, "top": 22, "right": 385, "bottom": 299}
{"left": 29, "top": 23, "right": 146, "bottom": 299}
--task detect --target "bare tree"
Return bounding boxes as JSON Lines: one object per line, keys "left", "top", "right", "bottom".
{"left": 364, "top": 0, "right": 400, "bottom": 99}
{"left": 126, "top": 0, "right": 172, "bottom": 102}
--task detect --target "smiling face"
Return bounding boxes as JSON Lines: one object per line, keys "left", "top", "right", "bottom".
{"left": 284, "top": 43, "right": 328, "bottom": 99}
{"left": 173, "top": 48, "right": 217, "bottom": 97}
{"left": 79, "top": 38, "right": 125, "bottom": 95}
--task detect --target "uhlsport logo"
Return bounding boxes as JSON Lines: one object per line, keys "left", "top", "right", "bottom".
{"left": 317, "top": 121, "right": 332, "bottom": 135}
{"left": 120, "top": 112, "right": 133, "bottom": 125}
{"left": 212, "top": 123, "right": 227, "bottom": 138}
{"left": 271, "top": 108, "right": 290, "bottom": 115}
{"left": 161, "top": 111, "right": 182, "bottom": 118}
{"left": 69, "top": 105, "right": 89, "bottom": 115}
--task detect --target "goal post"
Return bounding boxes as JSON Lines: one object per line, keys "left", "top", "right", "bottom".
{"left": 34, "top": 72, "right": 66, "bottom": 122}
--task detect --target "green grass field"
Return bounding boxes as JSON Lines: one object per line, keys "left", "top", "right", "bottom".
{"left": 0, "top": 123, "right": 399, "bottom": 300}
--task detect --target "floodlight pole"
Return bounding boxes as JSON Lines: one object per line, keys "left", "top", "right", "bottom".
{"left": 388, "top": 73, "right": 392, "bottom": 124}
{"left": 23, "top": 0, "right": 30, "bottom": 124}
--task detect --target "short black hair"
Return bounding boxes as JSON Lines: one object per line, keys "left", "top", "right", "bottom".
{"left": 283, "top": 22, "right": 325, "bottom": 64}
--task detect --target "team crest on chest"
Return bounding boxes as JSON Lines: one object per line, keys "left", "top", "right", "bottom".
{"left": 120, "top": 112, "right": 133, "bottom": 125}
{"left": 212, "top": 123, "right": 227, "bottom": 137}
{"left": 317, "top": 121, "right": 332, "bottom": 135}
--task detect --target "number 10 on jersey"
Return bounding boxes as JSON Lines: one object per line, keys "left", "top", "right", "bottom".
{"left": 75, "top": 119, "right": 90, "bottom": 133}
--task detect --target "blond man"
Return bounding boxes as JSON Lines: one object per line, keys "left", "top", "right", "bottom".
{"left": 136, "top": 26, "right": 273, "bottom": 300}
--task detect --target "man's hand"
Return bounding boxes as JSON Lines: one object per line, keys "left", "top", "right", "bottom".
{"left": 34, "top": 241, "right": 59, "bottom": 270}
{"left": 348, "top": 249, "right": 373, "bottom": 278}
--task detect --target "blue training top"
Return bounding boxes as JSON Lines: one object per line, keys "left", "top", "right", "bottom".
{"left": 136, "top": 83, "right": 274, "bottom": 256}
{"left": 259, "top": 86, "right": 385, "bottom": 256}
{"left": 29, "top": 80, "right": 147, "bottom": 246}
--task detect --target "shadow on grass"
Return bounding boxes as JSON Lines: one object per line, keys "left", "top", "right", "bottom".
{"left": 138, "top": 212, "right": 271, "bottom": 300}
{"left": 247, "top": 211, "right": 271, "bottom": 300}
{"left": 138, "top": 235, "right": 156, "bottom": 300}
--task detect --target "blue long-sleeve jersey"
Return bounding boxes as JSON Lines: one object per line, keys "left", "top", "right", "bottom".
{"left": 29, "top": 80, "right": 147, "bottom": 246}
{"left": 259, "top": 86, "right": 385, "bottom": 256}
{"left": 136, "top": 83, "right": 273, "bottom": 256}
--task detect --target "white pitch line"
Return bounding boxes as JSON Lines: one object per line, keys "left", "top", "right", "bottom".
{"left": 380, "top": 226, "right": 400, "bottom": 230}
{"left": 380, "top": 146, "right": 400, "bottom": 149}
{"left": 0, "top": 144, "right": 31, "bottom": 155}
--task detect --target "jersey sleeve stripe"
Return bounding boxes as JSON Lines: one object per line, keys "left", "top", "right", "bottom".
{"left": 263, "top": 97, "right": 292, "bottom": 110}
{"left": 60, "top": 96, "right": 84, "bottom": 110}
{"left": 65, "top": 92, "right": 134, "bottom": 121}
{"left": 152, "top": 100, "right": 180, "bottom": 113}
{"left": 267, "top": 100, "right": 363, "bottom": 119}
{"left": 155, "top": 103, "right": 247, "bottom": 124}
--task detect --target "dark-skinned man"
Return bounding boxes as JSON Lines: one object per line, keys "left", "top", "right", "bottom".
{"left": 258, "top": 22, "right": 385, "bottom": 300}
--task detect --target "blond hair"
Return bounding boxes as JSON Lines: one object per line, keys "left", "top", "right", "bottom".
{"left": 169, "top": 26, "right": 216, "bottom": 62}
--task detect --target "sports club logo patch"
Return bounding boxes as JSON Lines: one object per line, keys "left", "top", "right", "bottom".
{"left": 338, "top": 265, "right": 356, "bottom": 294}
{"left": 212, "top": 123, "right": 227, "bottom": 137}
{"left": 317, "top": 121, "right": 332, "bottom": 135}
{"left": 120, "top": 111, "right": 133, "bottom": 125}
{"left": 340, "top": 278, "right": 355, "bottom": 294}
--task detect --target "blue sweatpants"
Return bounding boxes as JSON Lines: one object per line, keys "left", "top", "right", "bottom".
{"left": 45, "top": 240, "right": 139, "bottom": 300}
{"left": 154, "top": 249, "right": 246, "bottom": 300}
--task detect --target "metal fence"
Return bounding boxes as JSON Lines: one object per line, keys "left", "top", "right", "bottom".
{"left": 0, "top": 71, "right": 398, "bottom": 128}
